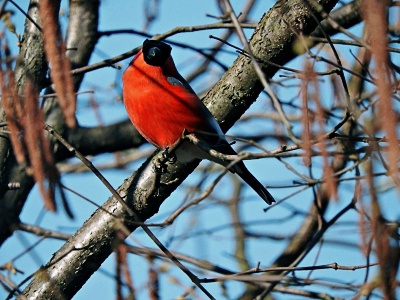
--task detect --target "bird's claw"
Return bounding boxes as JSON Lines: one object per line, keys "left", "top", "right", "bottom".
{"left": 154, "top": 160, "right": 168, "bottom": 174}
{"left": 162, "top": 146, "right": 177, "bottom": 164}
{"left": 154, "top": 147, "right": 177, "bottom": 173}
{"left": 162, "top": 147, "right": 170, "bottom": 159}
{"left": 167, "top": 153, "right": 177, "bottom": 164}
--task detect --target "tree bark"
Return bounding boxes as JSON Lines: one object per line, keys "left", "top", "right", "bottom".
{"left": 0, "top": 0, "right": 101, "bottom": 245}
{"left": 19, "top": 0, "right": 340, "bottom": 298}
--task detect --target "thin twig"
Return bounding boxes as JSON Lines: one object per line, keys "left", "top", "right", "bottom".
{"left": 223, "top": 0, "right": 300, "bottom": 145}
{"left": 45, "top": 124, "right": 216, "bottom": 300}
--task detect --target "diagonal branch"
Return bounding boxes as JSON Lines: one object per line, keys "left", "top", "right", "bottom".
{"left": 19, "top": 0, "right": 340, "bottom": 299}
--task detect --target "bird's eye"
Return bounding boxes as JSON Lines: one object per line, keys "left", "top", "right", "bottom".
{"left": 145, "top": 47, "right": 163, "bottom": 65}
{"left": 142, "top": 39, "right": 172, "bottom": 66}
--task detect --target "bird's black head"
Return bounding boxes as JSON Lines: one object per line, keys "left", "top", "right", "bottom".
{"left": 142, "top": 39, "right": 172, "bottom": 66}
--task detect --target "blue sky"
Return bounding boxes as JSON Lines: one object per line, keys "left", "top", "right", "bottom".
{"left": 1, "top": 1, "right": 399, "bottom": 299}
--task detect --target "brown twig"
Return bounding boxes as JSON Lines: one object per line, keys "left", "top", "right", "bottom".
{"left": 39, "top": 0, "right": 76, "bottom": 128}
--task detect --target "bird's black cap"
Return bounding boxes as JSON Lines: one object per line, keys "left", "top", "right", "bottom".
{"left": 142, "top": 39, "right": 172, "bottom": 66}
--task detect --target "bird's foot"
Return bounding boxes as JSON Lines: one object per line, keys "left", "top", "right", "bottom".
{"left": 154, "top": 160, "right": 168, "bottom": 174}
{"left": 154, "top": 146, "right": 177, "bottom": 173}
{"left": 162, "top": 146, "right": 177, "bottom": 164}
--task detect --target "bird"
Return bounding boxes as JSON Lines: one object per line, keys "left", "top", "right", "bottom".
{"left": 122, "top": 39, "right": 275, "bottom": 204}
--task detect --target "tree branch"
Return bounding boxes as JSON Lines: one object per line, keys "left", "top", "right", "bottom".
{"left": 19, "top": 0, "right": 341, "bottom": 298}
{"left": 0, "top": 0, "right": 100, "bottom": 246}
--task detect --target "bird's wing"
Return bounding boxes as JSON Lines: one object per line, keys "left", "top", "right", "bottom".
{"left": 166, "top": 75, "right": 225, "bottom": 144}
{"left": 167, "top": 75, "right": 196, "bottom": 94}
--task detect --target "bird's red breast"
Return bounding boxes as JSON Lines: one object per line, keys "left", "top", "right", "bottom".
{"left": 122, "top": 40, "right": 275, "bottom": 204}
{"left": 123, "top": 50, "right": 220, "bottom": 149}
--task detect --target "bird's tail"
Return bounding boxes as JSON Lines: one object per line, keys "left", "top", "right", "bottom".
{"left": 191, "top": 138, "right": 275, "bottom": 204}
{"left": 234, "top": 162, "right": 275, "bottom": 205}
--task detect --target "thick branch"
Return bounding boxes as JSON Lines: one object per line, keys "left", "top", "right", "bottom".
{"left": 66, "top": 0, "right": 99, "bottom": 90}
{"left": 203, "top": 0, "right": 338, "bottom": 130}
{"left": 19, "top": 0, "right": 340, "bottom": 299}
{"left": 311, "top": 0, "right": 362, "bottom": 38}
{"left": 0, "top": 0, "right": 100, "bottom": 246}
{"left": 60, "top": 120, "right": 146, "bottom": 159}
{"left": 0, "top": 0, "right": 46, "bottom": 246}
